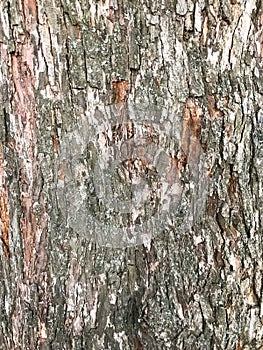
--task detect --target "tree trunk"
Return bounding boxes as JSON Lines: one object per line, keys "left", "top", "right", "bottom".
{"left": 0, "top": 0, "right": 262, "bottom": 349}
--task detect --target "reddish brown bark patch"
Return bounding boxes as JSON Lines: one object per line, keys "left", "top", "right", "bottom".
{"left": 165, "top": 156, "right": 181, "bottom": 185}
{"left": 134, "top": 337, "right": 144, "bottom": 350}
{"left": 112, "top": 79, "right": 129, "bottom": 103}
{"left": 22, "top": 0, "right": 38, "bottom": 27}
{"left": 0, "top": 194, "right": 10, "bottom": 258}
{"left": 11, "top": 49, "right": 37, "bottom": 276}
{"left": 0, "top": 145, "right": 10, "bottom": 258}
{"left": 106, "top": 7, "right": 115, "bottom": 23}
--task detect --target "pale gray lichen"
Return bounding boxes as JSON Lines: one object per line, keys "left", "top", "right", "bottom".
{"left": 57, "top": 103, "right": 209, "bottom": 247}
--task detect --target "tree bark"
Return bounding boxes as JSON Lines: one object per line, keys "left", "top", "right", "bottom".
{"left": 0, "top": 0, "right": 262, "bottom": 349}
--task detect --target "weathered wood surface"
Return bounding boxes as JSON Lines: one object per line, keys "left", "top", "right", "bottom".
{"left": 0, "top": 0, "right": 262, "bottom": 349}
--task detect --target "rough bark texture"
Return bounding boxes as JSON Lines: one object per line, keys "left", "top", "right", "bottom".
{"left": 0, "top": 0, "right": 262, "bottom": 349}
